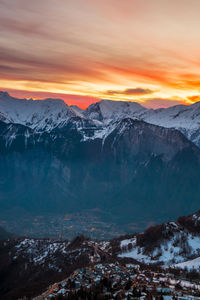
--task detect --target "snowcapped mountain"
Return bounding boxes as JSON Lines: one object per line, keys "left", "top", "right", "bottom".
{"left": 84, "top": 99, "right": 147, "bottom": 124}
{"left": 84, "top": 99, "right": 200, "bottom": 147}
{"left": 141, "top": 102, "right": 200, "bottom": 147}
{"left": 118, "top": 211, "right": 200, "bottom": 268}
{"left": 99, "top": 118, "right": 198, "bottom": 161}
{"left": 1, "top": 92, "right": 200, "bottom": 147}
{"left": 0, "top": 91, "right": 86, "bottom": 131}
{"left": 142, "top": 102, "right": 200, "bottom": 131}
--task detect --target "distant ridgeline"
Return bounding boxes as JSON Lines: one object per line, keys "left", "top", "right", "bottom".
{"left": 0, "top": 91, "right": 200, "bottom": 226}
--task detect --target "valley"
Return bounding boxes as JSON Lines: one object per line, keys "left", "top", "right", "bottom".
{"left": 0, "top": 210, "right": 129, "bottom": 240}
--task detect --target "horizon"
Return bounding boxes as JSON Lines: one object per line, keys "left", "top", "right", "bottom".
{"left": 0, "top": 89, "right": 197, "bottom": 110}
{"left": 1, "top": 0, "right": 200, "bottom": 109}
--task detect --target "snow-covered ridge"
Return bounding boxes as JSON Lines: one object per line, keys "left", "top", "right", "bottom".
{"left": 144, "top": 101, "right": 200, "bottom": 130}
{"left": 14, "top": 238, "right": 70, "bottom": 269}
{"left": 9, "top": 237, "right": 111, "bottom": 274}
{"left": 118, "top": 212, "right": 200, "bottom": 269}
{"left": 0, "top": 92, "right": 84, "bottom": 131}
{"left": 84, "top": 98, "right": 200, "bottom": 136}
{"left": 1, "top": 92, "right": 200, "bottom": 146}
{"left": 84, "top": 99, "right": 147, "bottom": 124}
{"left": 141, "top": 102, "right": 200, "bottom": 146}
{"left": 174, "top": 257, "right": 200, "bottom": 271}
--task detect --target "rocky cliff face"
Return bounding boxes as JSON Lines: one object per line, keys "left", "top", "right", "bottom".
{"left": 1, "top": 114, "right": 200, "bottom": 225}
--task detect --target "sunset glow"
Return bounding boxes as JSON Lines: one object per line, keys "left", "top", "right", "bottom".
{"left": 1, "top": 0, "right": 200, "bottom": 108}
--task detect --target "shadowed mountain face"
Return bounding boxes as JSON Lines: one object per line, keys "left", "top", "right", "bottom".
{"left": 1, "top": 117, "right": 200, "bottom": 226}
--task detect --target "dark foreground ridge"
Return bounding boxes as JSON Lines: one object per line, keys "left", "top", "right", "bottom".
{"left": 1, "top": 210, "right": 200, "bottom": 299}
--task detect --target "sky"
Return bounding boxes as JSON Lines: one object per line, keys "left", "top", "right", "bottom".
{"left": 1, "top": 0, "right": 200, "bottom": 108}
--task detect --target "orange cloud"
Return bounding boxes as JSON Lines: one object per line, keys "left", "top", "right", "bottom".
{"left": 1, "top": 0, "right": 200, "bottom": 107}
{"left": 106, "top": 87, "right": 155, "bottom": 96}
{"left": 187, "top": 95, "right": 200, "bottom": 104}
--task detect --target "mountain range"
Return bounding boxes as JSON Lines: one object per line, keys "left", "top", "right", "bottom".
{"left": 1, "top": 91, "right": 200, "bottom": 146}
{"left": 0, "top": 91, "right": 200, "bottom": 229}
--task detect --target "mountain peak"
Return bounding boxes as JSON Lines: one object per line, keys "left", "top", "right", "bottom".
{"left": 84, "top": 99, "right": 147, "bottom": 124}
{"left": 0, "top": 93, "right": 79, "bottom": 131}
{"left": 0, "top": 91, "right": 11, "bottom": 98}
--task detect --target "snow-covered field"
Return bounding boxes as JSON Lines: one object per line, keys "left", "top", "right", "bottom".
{"left": 173, "top": 257, "right": 200, "bottom": 271}
{"left": 118, "top": 221, "right": 200, "bottom": 268}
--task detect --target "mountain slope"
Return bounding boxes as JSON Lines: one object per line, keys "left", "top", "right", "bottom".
{"left": 141, "top": 102, "right": 200, "bottom": 147}
{"left": 84, "top": 99, "right": 200, "bottom": 147}
{"left": 0, "top": 117, "right": 200, "bottom": 227}
{"left": 117, "top": 210, "right": 200, "bottom": 267}
{"left": 0, "top": 236, "right": 110, "bottom": 299}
